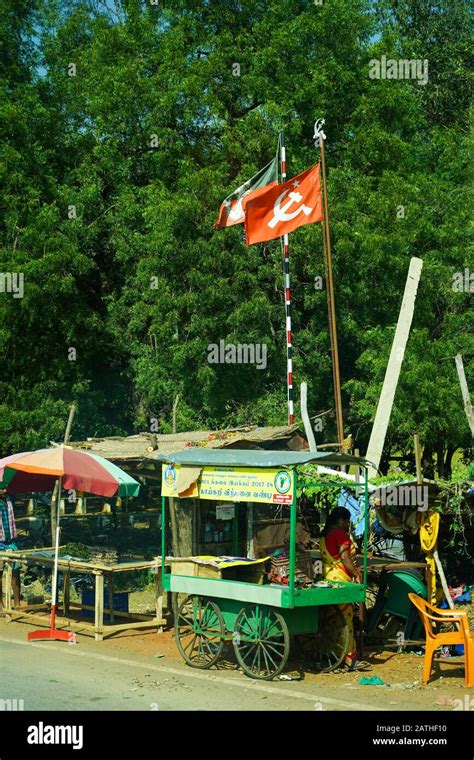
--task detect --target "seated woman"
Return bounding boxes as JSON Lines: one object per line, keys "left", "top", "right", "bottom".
{"left": 319, "top": 506, "right": 365, "bottom": 671}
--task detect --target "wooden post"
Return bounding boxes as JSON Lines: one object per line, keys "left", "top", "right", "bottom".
{"left": 4, "top": 561, "right": 13, "bottom": 615}
{"left": 172, "top": 393, "right": 180, "bottom": 434}
{"left": 366, "top": 258, "right": 423, "bottom": 479}
{"left": 94, "top": 573, "right": 104, "bottom": 641}
{"left": 414, "top": 434, "right": 423, "bottom": 484}
{"left": 63, "top": 404, "right": 75, "bottom": 443}
{"left": 169, "top": 499, "right": 193, "bottom": 557}
{"left": 107, "top": 574, "right": 114, "bottom": 624}
{"left": 62, "top": 572, "right": 70, "bottom": 616}
{"left": 51, "top": 403, "right": 76, "bottom": 543}
{"left": 192, "top": 499, "right": 198, "bottom": 554}
{"left": 354, "top": 448, "right": 361, "bottom": 485}
{"left": 317, "top": 126, "right": 344, "bottom": 452}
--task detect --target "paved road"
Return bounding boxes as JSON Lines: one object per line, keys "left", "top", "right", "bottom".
{"left": 0, "top": 622, "right": 447, "bottom": 712}
{"left": 0, "top": 627, "right": 379, "bottom": 712}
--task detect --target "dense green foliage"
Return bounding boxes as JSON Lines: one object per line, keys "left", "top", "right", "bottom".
{"left": 0, "top": 0, "right": 472, "bottom": 474}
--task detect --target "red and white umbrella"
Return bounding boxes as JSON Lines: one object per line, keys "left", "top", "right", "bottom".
{"left": 1, "top": 445, "right": 140, "bottom": 643}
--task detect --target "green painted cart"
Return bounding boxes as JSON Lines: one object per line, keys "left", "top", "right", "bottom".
{"left": 157, "top": 449, "right": 370, "bottom": 680}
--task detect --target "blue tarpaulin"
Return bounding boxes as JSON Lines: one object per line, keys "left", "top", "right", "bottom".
{"left": 338, "top": 487, "right": 365, "bottom": 536}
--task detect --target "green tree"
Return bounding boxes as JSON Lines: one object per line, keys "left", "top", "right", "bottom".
{"left": 0, "top": 0, "right": 471, "bottom": 476}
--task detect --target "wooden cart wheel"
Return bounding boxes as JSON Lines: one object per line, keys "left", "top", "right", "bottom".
{"left": 299, "top": 604, "right": 349, "bottom": 672}
{"left": 174, "top": 595, "right": 225, "bottom": 669}
{"left": 233, "top": 605, "right": 290, "bottom": 680}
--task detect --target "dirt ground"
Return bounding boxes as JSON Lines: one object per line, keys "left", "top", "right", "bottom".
{"left": 106, "top": 622, "right": 464, "bottom": 677}
{"left": 104, "top": 605, "right": 471, "bottom": 709}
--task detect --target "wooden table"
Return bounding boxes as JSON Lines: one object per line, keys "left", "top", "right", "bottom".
{"left": 0, "top": 547, "right": 171, "bottom": 641}
{"left": 363, "top": 559, "right": 427, "bottom": 571}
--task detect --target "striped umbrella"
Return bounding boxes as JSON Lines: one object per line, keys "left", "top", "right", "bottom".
{"left": 0, "top": 446, "right": 140, "bottom": 497}
{"left": 0, "top": 445, "right": 140, "bottom": 643}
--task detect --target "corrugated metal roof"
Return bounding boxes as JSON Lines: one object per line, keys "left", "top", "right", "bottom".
{"left": 69, "top": 425, "right": 306, "bottom": 460}
{"left": 151, "top": 448, "right": 370, "bottom": 468}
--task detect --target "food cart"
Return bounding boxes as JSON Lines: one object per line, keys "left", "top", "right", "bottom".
{"left": 158, "top": 449, "right": 370, "bottom": 680}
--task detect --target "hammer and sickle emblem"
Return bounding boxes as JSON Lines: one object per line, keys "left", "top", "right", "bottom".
{"left": 227, "top": 185, "right": 252, "bottom": 221}
{"left": 267, "top": 190, "right": 313, "bottom": 229}
{"left": 228, "top": 197, "right": 245, "bottom": 221}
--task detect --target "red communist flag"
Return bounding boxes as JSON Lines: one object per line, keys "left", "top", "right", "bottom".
{"left": 244, "top": 163, "right": 323, "bottom": 245}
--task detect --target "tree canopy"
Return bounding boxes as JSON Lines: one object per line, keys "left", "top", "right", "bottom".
{"left": 0, "top": 0, "right": 472, "bottom": 475}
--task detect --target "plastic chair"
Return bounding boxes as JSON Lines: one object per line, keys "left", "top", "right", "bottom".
{"left": 408, "top": 593, "right": 473, "bottom": 686}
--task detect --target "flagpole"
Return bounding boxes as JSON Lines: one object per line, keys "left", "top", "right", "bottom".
{"left": 280, "top": 131, "right": 294, "bottom": 425}
{"left": 314, "top": 119, "right": 344, "bottom": 452}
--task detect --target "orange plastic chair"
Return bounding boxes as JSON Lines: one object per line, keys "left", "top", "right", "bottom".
{"left": 408, "top": 593, "right": 473, "bottom": 686}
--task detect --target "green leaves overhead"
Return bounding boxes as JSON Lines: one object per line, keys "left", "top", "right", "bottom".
{"left": 0, "top": 0, "right": 471, "bottom": 474}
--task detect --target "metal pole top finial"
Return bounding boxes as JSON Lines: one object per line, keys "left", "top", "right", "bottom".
{"left": 313, "top": 118, "right": 326, "bottom": 146}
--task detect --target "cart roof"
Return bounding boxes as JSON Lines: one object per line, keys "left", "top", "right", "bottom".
{"left": 152, "top": 448, "right": 370, "bottom": 469}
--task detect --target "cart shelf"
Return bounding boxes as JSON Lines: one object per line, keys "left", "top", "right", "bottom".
{"left": 163, "top": 572, "right": 365, "bottom": 608}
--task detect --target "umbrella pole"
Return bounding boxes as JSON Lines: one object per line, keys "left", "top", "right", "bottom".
{"left": 28, "top": 477, "right": 76, "bottom": 643}
{"left": 50, "top": 476, "right": 62, "bottom": 631}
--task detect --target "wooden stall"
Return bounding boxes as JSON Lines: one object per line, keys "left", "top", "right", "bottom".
{"left": 0, "top": 546, "right": 170, "bottom": 641}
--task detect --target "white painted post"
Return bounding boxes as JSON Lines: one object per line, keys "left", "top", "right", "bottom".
{"left": 300, "top": 382, "right": 317, "bottom": 451}
{"left": 366, "top": 257, "right": 423, "bottom": 479}
{"left": 455, "top": 354, "right": 474, "bottom": 437}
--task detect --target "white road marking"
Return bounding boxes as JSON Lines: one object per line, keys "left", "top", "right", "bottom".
{"left": 0, "top": 635, "right": 388, "bottom": 711}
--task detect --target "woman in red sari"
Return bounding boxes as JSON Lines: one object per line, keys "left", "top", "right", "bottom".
{"left": 320, "top": 507, "right": 364, "bottom": 671}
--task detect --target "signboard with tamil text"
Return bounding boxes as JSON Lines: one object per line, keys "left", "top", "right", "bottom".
{"left": 161, "top": 465, "right": 294, "bottom": 505}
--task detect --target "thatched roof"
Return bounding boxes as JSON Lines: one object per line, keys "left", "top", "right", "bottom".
{"left": 69, "top": 425, "right": 308, "bottom": 461}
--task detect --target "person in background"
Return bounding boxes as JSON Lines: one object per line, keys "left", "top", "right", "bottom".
{"left": 0, "top": 488, "right": 21, "bottom": 611}
{"left": 319, "top": 506, "right": 368, "bottom": 671}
